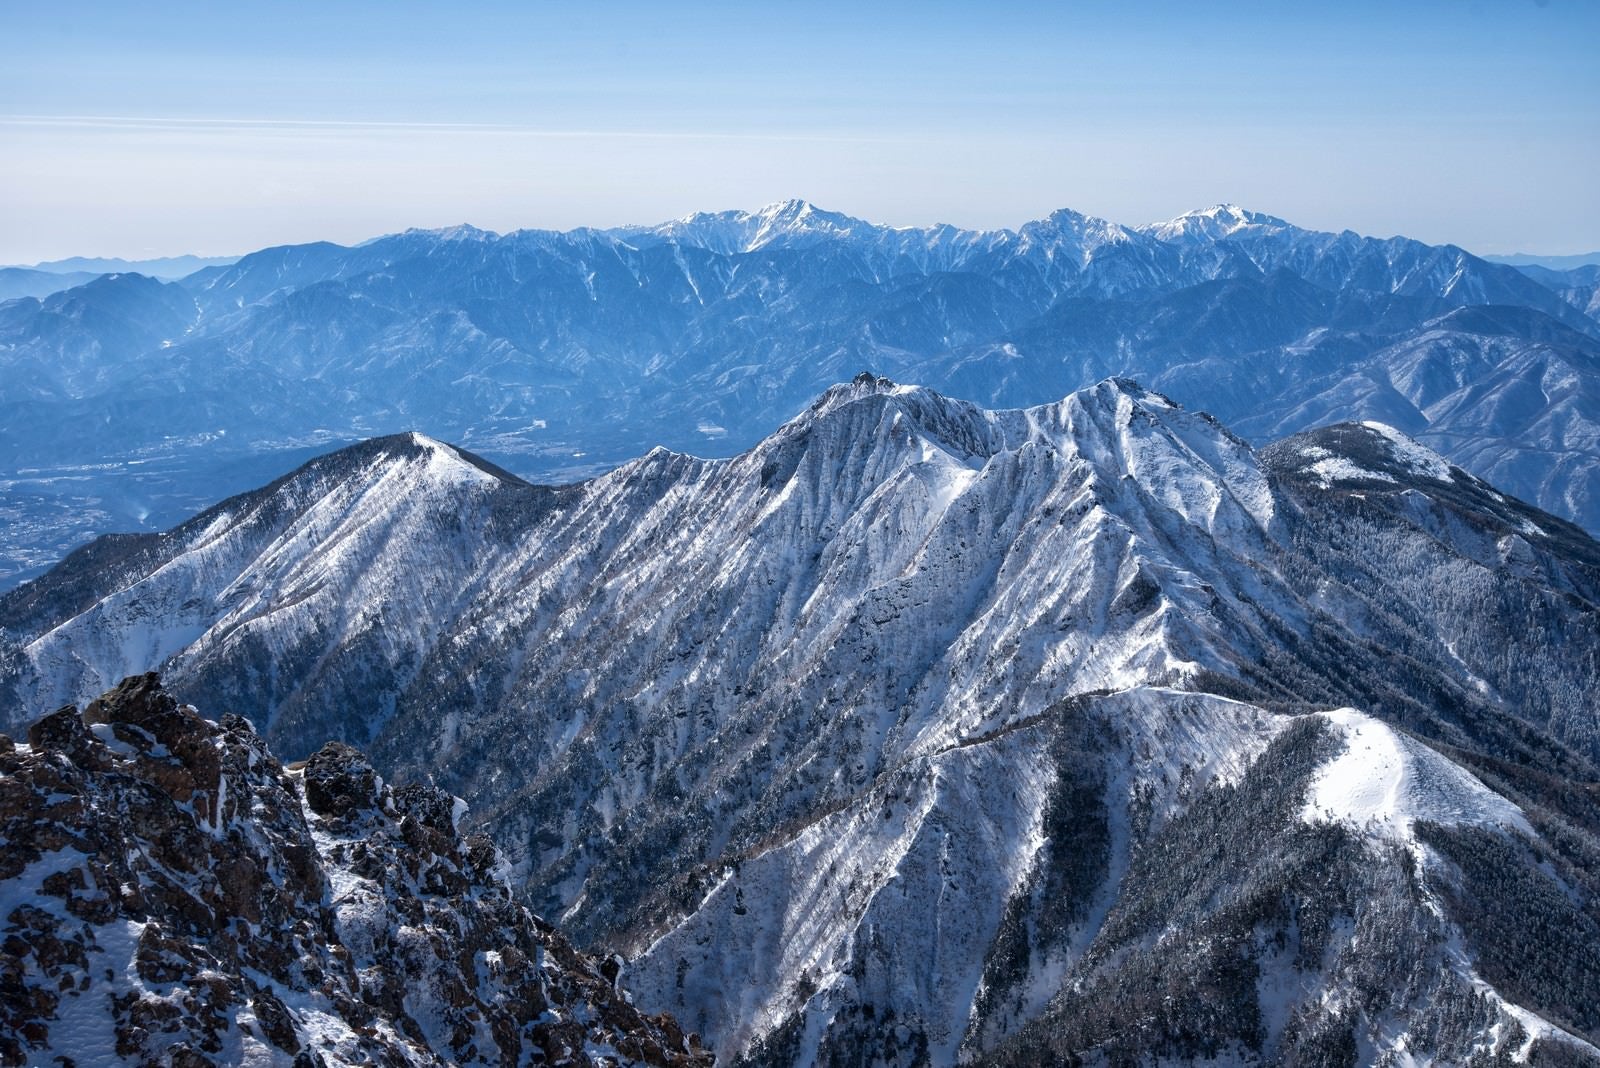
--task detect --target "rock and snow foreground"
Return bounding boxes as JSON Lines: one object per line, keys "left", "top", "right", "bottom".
{"left": 0, "top": 674, "right": 711, "bottom": 1067}
{"left": 4, "top": 378, "right": 1600, "bottom": 1064}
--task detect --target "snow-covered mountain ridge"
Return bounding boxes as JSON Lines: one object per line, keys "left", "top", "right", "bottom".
{"left": 5, "top": 199, "right": 1600, "bottom": 591}
{"left": 4, "top": 378, "right": 1599, "bottom": 1064}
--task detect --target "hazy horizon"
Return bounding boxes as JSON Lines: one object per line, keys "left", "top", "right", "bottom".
{"left": 4, "top": 0, "right": 1598, "bottom": 263}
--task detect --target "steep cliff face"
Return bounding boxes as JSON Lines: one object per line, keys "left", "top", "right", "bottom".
{"left": 0, "top": 674, "right": 710, "bottom": 1067}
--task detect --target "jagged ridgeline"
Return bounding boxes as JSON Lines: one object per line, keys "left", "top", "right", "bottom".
{"left": 4, "top": 200, "right": 1600, "bottom": 591}
{"left": 3, "top": 378, "right": 1600, "bottom": 1064}
{"left": 0, "top": 674, "right": 711, "bottom": 1066}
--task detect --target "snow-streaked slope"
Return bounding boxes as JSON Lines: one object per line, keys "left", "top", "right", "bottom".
{"left": 627, "top": 686, "right": 1287, "bottom": 1065}
{"left": 981, "top": 703, "right": 1600, "bottom": 1068}
{"left": 16, "top": 433, "right": 512, "bottom": 721}
{"left": 5, "top": 378, "right": 1600, "bottom": 1065}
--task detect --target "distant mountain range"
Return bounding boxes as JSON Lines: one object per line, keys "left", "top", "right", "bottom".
{"left": 1485, "top": 251, "right": 1600, "bottom": 270}
{"left": 2, "top": 201, "right": 1599, "bottom": 589}
{"left": 6, "top": 252, "right": 240, "bottom": 278}
{"left": 4, "top": 377, "right": 1599, "bottom": 1064}
{"left": 0, "top": 266, "right": 101, "bottom": 302}
{"left": 0, "top": 254, "right": 240, "bottom": 304}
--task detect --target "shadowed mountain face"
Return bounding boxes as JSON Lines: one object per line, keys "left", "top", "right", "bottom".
{"left": 3, "top": 201, "right": 1599, "bottom": 589}
{"left": 4, "top": 378, "right": 1599, "bottom": 1065}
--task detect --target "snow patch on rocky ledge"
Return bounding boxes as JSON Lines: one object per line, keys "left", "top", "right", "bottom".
{"left": 1301, "top": 445, "right": 1398, "bottom": 488}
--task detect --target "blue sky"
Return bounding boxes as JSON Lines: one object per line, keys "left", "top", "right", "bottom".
{"left": 3, "top": 0, "right": 1597, "bottom": 261}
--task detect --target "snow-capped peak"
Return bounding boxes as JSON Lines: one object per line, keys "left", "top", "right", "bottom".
{"left": 1198, "top": 203, "right": 1253, "bottom": 223}
{"left": 805, "top": 370, "right": 913, "bottom": 412}
{"left": 1020, "top": 208, "right": 1133, "bottom": 254}
{"left": 407, "top": 429, "right": 474, "bottom": 464}
{"left": 755, "top": 197, "right": 818, "bottom": 222}
{"left": 783, "top": 375, "right": 1276, "bottom": 539}
{"left": 742, "top": 199, "right": 870, "bottom": 250}
{"left": 1266, "top": 421, "right": 1461, "bottom": 491}
{"left": 403, "top": 223, "right": 500, "bottom": 243}
{"left": 1142, "top": 204, "right": 1291, "bottom": 242}
{"left": 621, "top": 199, "right": 873, "bottom": 254}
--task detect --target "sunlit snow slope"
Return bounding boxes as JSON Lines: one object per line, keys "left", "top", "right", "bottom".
{"left": 4, "top": 378, "right": 1600, "bottom": 1065}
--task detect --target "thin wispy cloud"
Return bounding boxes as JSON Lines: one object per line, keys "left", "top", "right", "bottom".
{"left": 2, "top": 1, "right": 1596, "bottom": 259}
{"left": 0, "top": 114, "right": 900, "bottom": 144}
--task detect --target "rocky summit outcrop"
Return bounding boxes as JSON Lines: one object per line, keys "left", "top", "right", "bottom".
{"left": 0, "top": 673, "right": 711, "bottom": 1067}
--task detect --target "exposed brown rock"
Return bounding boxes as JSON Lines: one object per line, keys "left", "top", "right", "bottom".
{"left": 302, "top": 741, "right": 381, "bottom": 818}
{"left": 0, "top": 676, "right": 712, "bottom": 1067}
